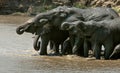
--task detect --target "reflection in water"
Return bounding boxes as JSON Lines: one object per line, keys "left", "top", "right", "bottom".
{"left": 0, "top": 23, "right": 120, "bottom": 73}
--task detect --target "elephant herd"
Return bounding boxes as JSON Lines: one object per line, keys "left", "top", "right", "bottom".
{"left": 16, "top": 6, "right": 120, "bottom": 60}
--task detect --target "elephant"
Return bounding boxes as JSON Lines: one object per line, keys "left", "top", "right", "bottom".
{"left": 16, "top": 17, "right": 69, "bottom": 55}
{"left": 61, "top": 17, "right": 120, "bottom": 59}
{"left": 16, "top": 6, "right": 69, "bottom": 55}
{"left": 37, "top": 24, "right": 69, "bottom": 55}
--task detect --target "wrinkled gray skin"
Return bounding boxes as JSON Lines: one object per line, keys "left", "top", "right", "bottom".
{"left": 63, "top": 18, "right": 120, "bottom": 59}
{"left": 110, "top": 44, "right": 120, "bottom": 59}
{"left": 60, "top": 6, "right": 119, "bottom": 56}
{"left": 16, "top": 6, "right": 69, "bottom": 55}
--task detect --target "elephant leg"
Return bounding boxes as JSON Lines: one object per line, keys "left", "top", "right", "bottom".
{"left": 49, "top": 42, "right": 60, "bottom": 55}
{"left": 40, "top": 37, "right": 49, "bottom": 55}
{"left": 54, "top": 43, "right": 60, "bottom": 54}
{"left": 49, "top": 41, "right": 54, "bottom": 50}
{"left": 84, "top": 39, "right": 89, "bottom": 57}
{"left": 73, "top": 36, "right": 84, "bottom": 56}
{"left": 69, "top": 35, "right": 75, "bottom": 47}
{"left": 92, "top": 43, "right": 101, "bottom": 59}
{"left": 62, "top": 38, "right": 72, "bottom": 55}
{"left": 104, "top": 40, "right": 114, "bottom": 60}
{"left": 62, "top": 42, "right": 68, "bottom": 55}
{"left": 72, "top": 36, "right": 79, "bottom": 55}
{"left": 60, "top": 43, "right": 63, "bottom": 54}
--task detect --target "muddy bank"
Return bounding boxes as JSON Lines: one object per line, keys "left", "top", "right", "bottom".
{"left": 0, "top": 15, "right": 31, "bottom": 24}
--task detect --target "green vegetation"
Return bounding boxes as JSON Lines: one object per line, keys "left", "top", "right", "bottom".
{"left": 113, "top": 7, "right": 120, "bottom": 14}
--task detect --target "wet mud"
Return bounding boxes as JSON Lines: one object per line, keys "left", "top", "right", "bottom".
{"left": 0, "top": 15, "right": 120, "bottom": 73}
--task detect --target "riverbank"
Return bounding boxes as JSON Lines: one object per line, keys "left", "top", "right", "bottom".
{"left": 0, "top": 15, "right": 31, "bottom": 24}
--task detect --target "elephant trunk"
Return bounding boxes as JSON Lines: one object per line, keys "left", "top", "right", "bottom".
{"left": 33, "top": 35, "right": 41, "bottom": 51}
{"left": 16, "top": 26, "right": 25, "bottom": 35}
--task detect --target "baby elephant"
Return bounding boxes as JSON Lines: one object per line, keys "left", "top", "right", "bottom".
{"left": 61, "top": 17, "right": 120, "bottom": 60}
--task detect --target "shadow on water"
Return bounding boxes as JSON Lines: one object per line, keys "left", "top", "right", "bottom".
{"left": 0, "top": 19, "right": 120, "bottom": 73}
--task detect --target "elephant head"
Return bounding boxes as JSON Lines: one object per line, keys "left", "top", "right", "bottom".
{"left": 16, "top": 11, "right": 54, "bottom": 35}
{"left": 61, "top": 20, "right": 102, "bottom": 38}
{"left": 16, "top": 18, "right": 37, "bottom": 35}
{"left": 61, "top": 20, "right": 84, "bottom": 35}
{"left": 74, "top": 20, "right": 103, "bottom": 37}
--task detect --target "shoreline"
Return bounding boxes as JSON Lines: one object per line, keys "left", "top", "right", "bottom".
{"left": 0, "top": 15, "right": 32, "bottom": 24}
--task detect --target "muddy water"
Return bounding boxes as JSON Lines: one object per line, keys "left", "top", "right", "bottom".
{"left": 0, "top": 15, "right": 120, "bottom": 73}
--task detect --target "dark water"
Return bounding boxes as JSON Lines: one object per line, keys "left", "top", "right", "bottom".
{"left": 0, "top": 23, "right": 120, "bottom": 73}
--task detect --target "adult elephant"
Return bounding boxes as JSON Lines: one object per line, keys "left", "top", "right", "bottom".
{"left": 61, "top": 18, "right": 120, "bottom": 59}
{"left": 16, "top": 15, "right": 69, "bottom": 55}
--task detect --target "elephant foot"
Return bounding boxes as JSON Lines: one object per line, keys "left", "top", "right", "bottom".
{"left": 48, "top": 52, "right": 62, "bottom": 56}
{"left": 48, "top": 50, "right": 61, "bottom": 56}
{"left": 39, "top": 52, "right": 47, "bottom": 55}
